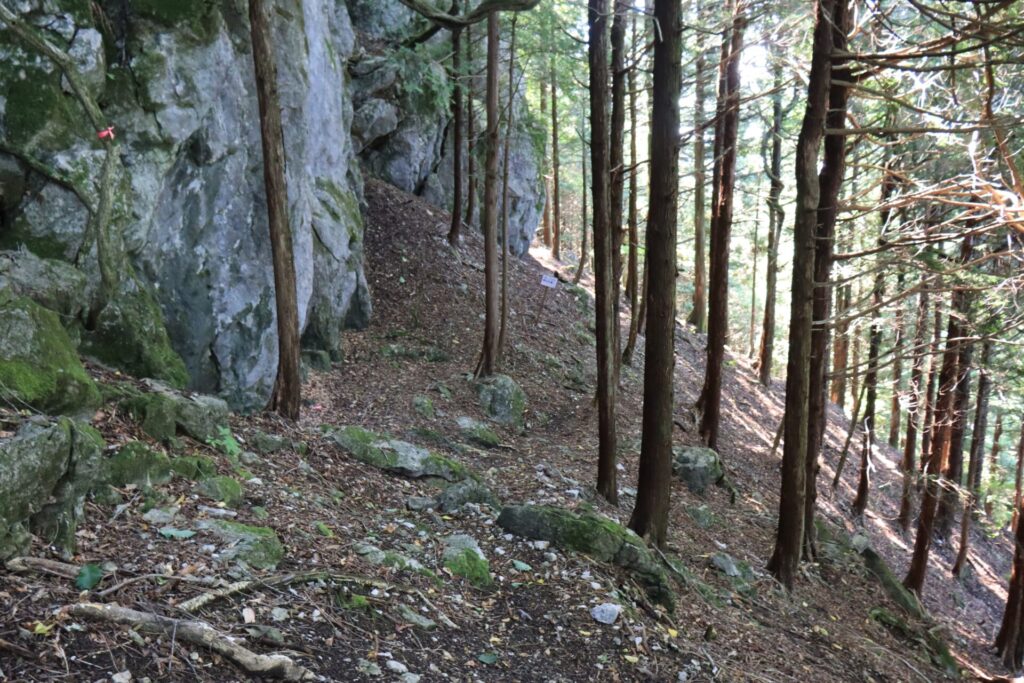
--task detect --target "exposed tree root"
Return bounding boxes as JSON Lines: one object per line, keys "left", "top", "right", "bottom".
{"left": 64, "top": 602, "right": 313, "bottom": 681}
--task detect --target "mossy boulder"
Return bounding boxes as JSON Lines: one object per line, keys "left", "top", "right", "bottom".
{"left": 0, "top": 250, "right": 93, "bottom": 321}
{"left": 197, "top": 475, "right": 244, "bottom": 507}
{"left": 0, "top": 294, "right": 100, "bottom": 415}
{"left": 0, "top": 418, "right": 103, "bottom": 559}
{"left": 443, "top": 534, "right": 492, "bottom": 588}
{"left": 413, "top": 394, "right": 435, "bottom": 419}
{"left": 169, "top": 455, "right": 217, "bottom": 480}
{"left": 251, "top": 431, "right": 289, "bottom": 454}
{"left": 435, "top": 479, "right": 500, "bottom": 513}
{"left": 497, "top": 504, "right": 673, "bottom": 609}
{"left": 103, "top": 441, "right": 173, "bottom": 488}
{"left": 80, "top": 280, "right": 188, "bottom": 389}
{"left": 120, "top": 382, "right": 229, "bottom": 442}
{"left": 197, "top": 519, "right": 284, "bottom": 570}
{"left": 456, "top": 416, "right": 501, "bottom": 448}
{"left": 301, "top": 349, "right": 332, "bottom": 373}
{"left": 672, "top": 446, "right": 724, "bottom": 495}
{"left": 476, "top": 374, "right": 525, "bottom": 426}
{"left": 328, "top": 425, "right": 468, "bottom": 481}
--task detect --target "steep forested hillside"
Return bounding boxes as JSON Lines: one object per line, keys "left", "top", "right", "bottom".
{"left": 2, "top": 0, "right": 1024, "bottom": 681}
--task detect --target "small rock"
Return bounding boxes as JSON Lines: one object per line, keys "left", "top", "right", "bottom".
{"left": 531, "top": 540, "right": 550, "bottom": 550}
{"left": 356, "top": 659, "right": 382, "bottom": 676}
{"left": 385, "top": 659, "right": 409, "bottom": 674}
{"left": 711, "top": 553, "right": 740, "bottom": 578}
{"left": 142, "top": 506, "right": 179, "bottom": 525}
{"left": 400, "top": 674, "right": 421, "bottom": 683}
{"left": 590, "top": 603, "right": 622, "bottom": 625}
{"left": 270, "top": 607, "right": 289, "bottom": 622}
{"left": 406, "top": 496, "right": 436, "bottom": 511}
{"left": 397, "top": 604, "right": 437, "bottom": 631}
{"left": 111, "top": 672, "right": 132, "bottom": 683}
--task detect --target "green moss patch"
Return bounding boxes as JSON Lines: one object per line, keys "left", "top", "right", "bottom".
{"left": 196, "top": 475, "right": 243, "bottom": 507}
{"left": 169, "top": 455, "right": 216, "bottom": 480}
{"left": 103, "top": 441, "right": 172, "bottom": 488}
{"left": 497, "top": 505, "right": 673, "bottom": 609}
{"left": 0, "top": 295, "right": 100, "bottom": 415}
{"left": 197, "top": 519, "right": 284, "bottom": 570}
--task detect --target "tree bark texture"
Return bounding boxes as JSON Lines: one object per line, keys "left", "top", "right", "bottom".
{"left": 250, "top": 0, "right": 301, "bottom": 421}
{"left": 699, "top": 3, "right": 744, "bottom": 450}
{"left": 590, "top": 0, "right": 618, "bottom": 504}
{"left": 767, "top": 0, "right": 837, "bottom": 591}
{"left": 629, "top": 0, "right": 681, "bottom": 546}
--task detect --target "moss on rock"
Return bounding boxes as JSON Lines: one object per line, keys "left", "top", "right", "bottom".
{"left": 1, "top": 418, "right": 103, "bottom": 559}
{"left": 197, "top": 475, "right": 244, "bottom": 507}
{"left": 169, "top": 455, "right": 217, "bottom": 480}
{"left": 443, "top": 534, "right": 492, "bottom": 588}
{"left": 81, "top": 281, "right": 188, "bottom": 389}
{"left": 197, "top": 519, "right": 284, "bottom": 570}
{"left": 476, "top": 374, "right": 526, "bottom": 426}
{"left": 328, "top": 425, "right": 469, "bottom": 481}
{"left": 0, "top": 295, "right": 100, "bottom": 415}
{"left": 103, "top": 441, "right": 173, "bottom": 488}
{"left": 497, "top": 504, "right": 673, "bottom": 610}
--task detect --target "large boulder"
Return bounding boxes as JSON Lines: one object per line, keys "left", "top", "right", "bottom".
{"left": 476, "top": 374, "right": 526, "bottom": 427}
{"left": 0, "top": 418, "right": 103, "bottom": 559}
{"left": 328, "top": 425, "right": 469, "bottom": 481}
{"left": 672, "top": 446, "right": 724, "bottom": 495}
{"left": 0, "top": 0, "right": 370, "bottom": 410}
{"left": 497, "top": 504, "right": 673, "bottom": 609}
{"left": 119, "top": 380, "right": 230, "bottom": 443}
{"left": 0, "top": 251, "right": 93, "bottom": 322}
{"left": 0, "top": 294, "right": 100, "bottom": 415}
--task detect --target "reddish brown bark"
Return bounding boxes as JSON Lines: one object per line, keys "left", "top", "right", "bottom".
{"left": 629, "top": 0, "right": 681, "bottom": 546}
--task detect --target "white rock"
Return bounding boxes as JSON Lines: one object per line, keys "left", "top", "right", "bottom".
{"left": 590, "top": 603, "right": 622, "bottom": 625}
{"left": 112, "top": 672, "right": 132, "bottom": 683}
{"left": 386, "top": 660, "right": 409, "bottom": 674}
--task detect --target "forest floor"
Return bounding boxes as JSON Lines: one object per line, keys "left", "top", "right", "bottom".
{"left": 0, "top": 178, "right": 1014, "bottom": 682}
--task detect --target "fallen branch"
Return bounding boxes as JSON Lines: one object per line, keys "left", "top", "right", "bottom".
{"left": 6, "top": 556, "right": 81, "bottom": 580}
{"left": 64, "top": 602, "right": 312, "bottom": 681}
{"left": 180, "top": 571, "right": 397, "bottom": 613}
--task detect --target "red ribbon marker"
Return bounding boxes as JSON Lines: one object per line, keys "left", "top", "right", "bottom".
{"left": 97, "top": 126, "right": 115, "bottom": 141}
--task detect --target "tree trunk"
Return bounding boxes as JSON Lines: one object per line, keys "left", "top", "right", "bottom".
{"left": 610, "top": 0, "right": 628, "bottom": 385}
{"left": 698, "top": 2, "right": 744, "bottom": 451}
{"left": 757, "top": 55, "right": 784, "bottom": 388}
{"left": 629, "top": 0, "right": 680, "bottom": 545}
{"left": 904, "top": 282, "right": 967, "bottom": 596}
{"left": 540, "top": 76, "right": 551, "bottom": 247}
{"left": 688, "top": 31, "right": 707, "bottom": 333}
{"left": 496, "top": 16, "right": 517, "bottom": 364}
{"left": 622, "top": 9, "right": 641, "bottom": 367}
{"left": 852, "top": 156, "right": 896, "bottom": 518}
{"left": 804, "top": 4, "right": 849, "bottom": 556}
{"left": 250, "top": 0, "right": 300, "bottom": 421}
{"left": 952, "top": 339, "right": 992, "bottom": 575}
{"left": 573, "top": 136, "right": 589, "bottom": 285}
{"left": 550, "top": 56, "right": 561, "bottom": 261}
{"left": 590, "top": 0, "right": 618, "bottom": 505}
{"left": 936, "top": 318, "right": 974, "bottom": 539}
{"left": 997, "top": 421, "right": 1024, "bottom": 669}
{"left": 898, "top": 283, "right": 930, "bottom": 532}
{"left": 465, "top": 21, "right": 477, "bottom": 230}
{"left": 919, "top": 305, "right": 944, "bottom": 475}
{"left": 1013, "top": 422, "right": 1024, "bottom": 533}
{"left": 477, "top": 11, "right": 501, "bottom": 378}
{"left": 888, "top": 273, "right": 906, "bottom": 448}
{"left": 767, "top": 0, "right": 837, "bottom": 591}
{"left": 852, "top": 271, "right": 883, "bottom": 518}
{"left": 448, "top": 26, "right": 464, "bottom": 246}
{"left": 986, "top": 413, "right": 1004, "bottom": 517}
{"left": 830, "top": 284, "right": 851, "bottom": 406}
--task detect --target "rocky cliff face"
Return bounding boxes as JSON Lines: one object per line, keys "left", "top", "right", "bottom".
{"left": 0, "top": 0, "right": 543, "bottom": 411}
{"left": 347, "top": 0, "right": 544, "bottom": 256}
